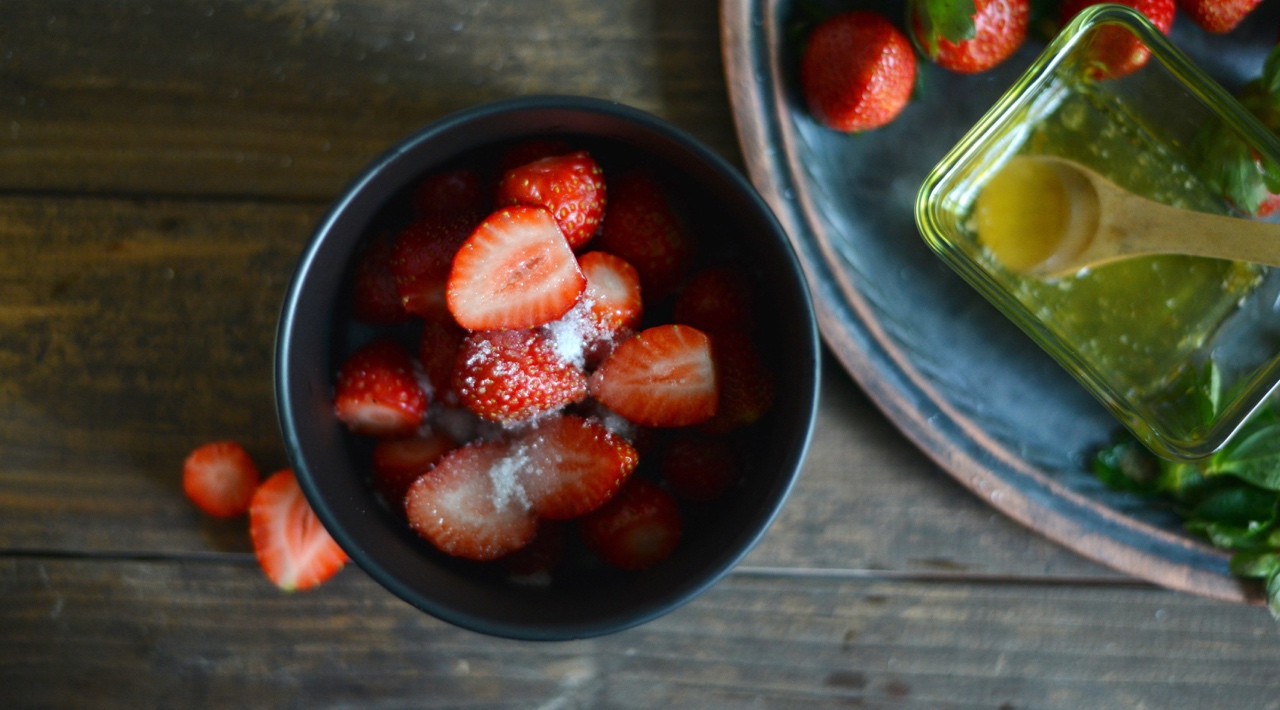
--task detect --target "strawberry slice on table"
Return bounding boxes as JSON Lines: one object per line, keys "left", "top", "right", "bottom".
{"left": 446, "top": 205, "right": 587, "bottom": 331}
{"left": 673, "top": 265, "right": 755, "bottom": 336}
{"left": 351, "top": 234, "right": 411, "bottom": 325}
{"left": 1059, "top": 0, "right": 1174, "bottom": 79}
{"left": 799, "top": 11, "right": 916, "bottom": 132}
{"left": 497, "top": 151, "right": 607, "bottom": 250}
{"left": 513, "top": 414, "right": 640, "bottom": 520}
{"left": 594, "top": 168, "right": 695, "bottom": 302}
{"left": 661, "top": 434, "right": 741, "bottom": 502}
{"left": 371, "top": 431, "right": 457, "bottom": 507}
{"left": 589, "top": 324, "right": 718, "bottom": 427}
{"left": 404, "top": 439, "right": 540, "bottom": 561}
{"left": 453, "top": 328, "right": 589, "bottom": 424}
{"left": 333, "top": 337, "right": 428, "bottom": 438}
{"left": 908, "top": 0, "right": 1028, "bottom": 75}
{"left": 1178, "top": 0, "right": 1262, "bottom": 33}
{"left": 580, "top": 478, "right": 683, "bottom": 571}
{"left": 390, "top": 211, "right": 478, "bottom": 322}
{"left": 250, "top": 469, "right": 349, "bottom": 592}
{"left": 182, "top": 440, "right": 262, "bottom": 517}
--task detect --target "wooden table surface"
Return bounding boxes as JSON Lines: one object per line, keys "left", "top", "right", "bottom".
{"left": 4, "top": 2, "right": 1280, "bottom": 708}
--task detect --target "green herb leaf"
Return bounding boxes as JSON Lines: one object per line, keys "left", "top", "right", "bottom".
{"left": 1206, "top": 420, "right": 1280, "bottom": 491}
{"left": 1230, "top": 550, "right": 1280, "bottom": 579}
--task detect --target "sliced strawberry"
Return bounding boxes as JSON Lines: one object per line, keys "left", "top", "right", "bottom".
{"left": 595, "top": 168, "right": 695, "bottom": 302}
{"left": 351, "top": 234, "right": 411, "bottom": 325}
{"left": 410, "top": 168, "right": 487, "bottom": 218}
{"left": 496, "top": 151, "right": 606, "bottom": 250}
{"left": 182, "top": 440, "right": 262, "bottom": 517}
{"left": 417, "top": 319, "right": 466, "bottom": 404}
{"left": 404, "top": 440, "right": 539, "bottom": 561}
{"left": 249, "top": 469, "right": 349, "bottom": 591}
{"left": 513, "top": 414, "right": 639, "bottom": 520}
{"left": 702, "top": 332, "right": 776, "bottom": 435}
{"left": 673, "top": 266, "right": 755, "bottom": 336}
{"left": 333, "top": 338, "right": 428, "bottom": 438}
{"left": 497, "top": 138, "right": 575, "bottom": 174}
{"left": 589, "top": 325, "right": 718, "bottom": 427}
{"left": 579, "top": 251, "right": 643, "bottom": 335}
{"left": 446, "top": 206, "right": 587, "bottom": 331}
{"left": 661, "top": 434, "right": 741, "bottom": 502}
{"left": 580, "top": 478, "right": 682, "bottom": 570}
{"left": 390, "top": 212, "right": 478, "bottom": 322}
{"left": 371, "top": 431, "right": 457, "bottom": 507}
{"left": 453, "top": 328, "right": 588, "bottom": 424}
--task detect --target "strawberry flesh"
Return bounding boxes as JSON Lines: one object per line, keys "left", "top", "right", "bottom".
{"left": 513, "top": 414, "right": 639, "bottom": 520}
{"left": 580, "top": 478, "right": 682, "bottom": 570}
{"left": 371, "top": 432, "right": 457, "bottom": 507}
{"left": 183, "top": 440, "right": 262, "bottom": 518}
{"left": 589, "top": 324, "right": 718, "bottom": 427}
{"left": 250, "top": 469, "right": 349, "bottom": 591}
{"left": 446, "top": 206, "right": 587, "bottom": 331}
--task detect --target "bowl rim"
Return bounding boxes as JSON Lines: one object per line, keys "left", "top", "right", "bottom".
{"left": 274, "top": 94, "right": 821, "bottom": 640}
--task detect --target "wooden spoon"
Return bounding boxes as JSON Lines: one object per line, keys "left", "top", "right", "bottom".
{"left": 974, "top": 155, "right": 1280, "bottom": 278}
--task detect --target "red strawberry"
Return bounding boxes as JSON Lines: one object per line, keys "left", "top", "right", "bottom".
{"left": 589, "top": 324, "right": 718, "bottom": 427}
{"left": 1178, "top": 0, "right": 1262, "bottom": 33}
{"left": 580, "top": 478, "right": 682, "bottom": 570}
{"left": 452, "top": 328, "right": 588, "bottom": 424}
{"left": 333, "top": 338, "right": 428, "bottom": 438}
{"left": 371, "top": 432, "right": 457, "bottom": 506}
{"left": 578, "top": 251, "right": 644, "bottom": 335}
{"left": 594, "top": 169, "right": 695, "bottom": 302}
{"left": 702, "top": 332, "right": 776, "bottom": 435}
{"left": 404, "top": 440, "right": 539, "bottom": 561}
{"left": 513, "top": 414, "right": 639, "bottom": 520}
{"left": 672, "top": 266, "right": 755, "bottom": 336}
{"left": 390, "top": 212, "right": 478, "bottom": 322}
{"left": 497, "top": 138, "right": 575, "bottom": 175}
{"left": 500, "top": 519, "right": 567, "bottom": 577}
{"left": 799, "top": 11, "right": 917, "bottom": 132}
{"left": 909, "top": 0, "right": 1028, "bottom": 74}
{"left": 497, "top": 151, "right": 606, "bottom": 250}
{"left": 351, "top": 234, "right": 411, "bottom": 324}
{"left": 1059, "top": 0, "right": 1174, "bottom": 79}
{"left": 417, "top": 319, "right": 466, "bottom": 403}
{"left": 182, "top": 440, "right": 262, "bottom": 517}
{"left": 446, "top": 206, "right": 587, "bottom": 331}
{"left": 661, "top": 434, "right": 741, "bottom": 502}
{"left": 410, "top": 168, "right": 486, "bottom": 217}
{"left": 249, "top": 469, "right": 349, "bottom": 591}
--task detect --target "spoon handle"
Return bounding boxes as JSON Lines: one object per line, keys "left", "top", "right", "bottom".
{"left": 1105, "top": 192, "right": 1280, "bottom": 269}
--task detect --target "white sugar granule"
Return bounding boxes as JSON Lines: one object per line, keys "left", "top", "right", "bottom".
{"left": 487, "top": 446, "right": 531, "bottom": 512}
{"left": 542, "top": 296, "right": 596, "bottom": 369}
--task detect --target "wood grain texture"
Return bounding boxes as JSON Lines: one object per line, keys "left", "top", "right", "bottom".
{"left": 2, "top": 556, "right": 1273, "bottom": 710}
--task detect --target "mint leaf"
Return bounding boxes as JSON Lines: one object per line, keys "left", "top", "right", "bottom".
{"left": 1206, "top": 420, "right": 1280, "bottom": 491}
{"left": 1230, "top": 550, "right": 1280, "bottom": 579}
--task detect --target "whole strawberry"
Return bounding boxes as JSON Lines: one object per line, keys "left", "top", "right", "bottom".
{"left": 1178, "top": 0, "right": 1263, "bottom": 33}
{"left": 800, "top": 11, "right": 917, "bottom": 132}
{"left": 909, "top": 0, "right": 1028, "bottom": 74}
{"left": 1059, "top": 0, "right": 1174, "bottom": 79}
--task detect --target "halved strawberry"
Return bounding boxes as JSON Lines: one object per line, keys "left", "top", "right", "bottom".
{"left": 580, "top": 478, "right": 682, "bottom": 570}
{"left": 351, "top": 234, "right": 411, "bottom": 325}
{"left": 702, "top": 332, "right": 776, "bottom": 435}
{"left": 589, "top": 324, "right": 718, "bottom": 427}
{"left": 410, "top": 168, "right": 486, "bottom": 218}
{"left": 390, "top": 212, "right": 478, "bottom": 322}
{"left": 595, "top": 168, "right": 695, "bottom": 302}
{"left": 578, "top": 251, "right": 643, "bottom": 336}
{"left": 452, "top": 328, "right": 588, "bottom": 424}
{"left": 673, "top": 266, "right": 755, "bottom": 336}
{"left": 446, "top": 206, "right": 587, "bottom": 331}
{"left": 417, "top": 319, "right": 466, "bottom": 404}
{"left": 404, "top": 440, "right": 539, "bottom": 561}
{"left": 513, "top": 414, "right": 639, "bottom": 520}
{"left": 497, "top": 151, "right": 606, "bottom": 250}
{"left": 661, "top": 434, "right": 741, "bottom": 502}
{"left": 333, "top": 338, "right": 428, "bottom": 438}
{"left": 371, "top": 431, "right": 457, "bottom": 507}
{"left": 249, "top": 469, "right": 349, "bottom": 591}
{"left": 182, "top": 440, "right": 262, "bottom": 517}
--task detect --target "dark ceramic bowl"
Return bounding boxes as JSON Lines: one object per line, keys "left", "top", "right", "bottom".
{"left": 275, "top": 95, "right": 819, "bottom": 640}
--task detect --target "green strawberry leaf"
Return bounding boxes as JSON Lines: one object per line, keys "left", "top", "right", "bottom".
{"left": 913, "top": 0, "right": 977, "bottom": 55}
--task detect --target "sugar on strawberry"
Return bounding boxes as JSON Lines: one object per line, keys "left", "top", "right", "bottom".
{"left": 513, "top": 414, "right": 639, "bottom": 520}
{"left": 452, "top": 328, "right": 588, "bottom": 425}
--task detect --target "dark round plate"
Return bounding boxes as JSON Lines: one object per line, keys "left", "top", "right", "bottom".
{"left": 721, "top": 0, "right": 1280, "bottom": 602}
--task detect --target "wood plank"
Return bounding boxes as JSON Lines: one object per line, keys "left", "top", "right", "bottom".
{"left": 0, "top": 0, "right": 737, "bottom": 200}
{"left": 1, "top": 556, "right": 1272, "bottom": 709}
{"left": 0, "top": 185, "right": 1116, "bottom": 578}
